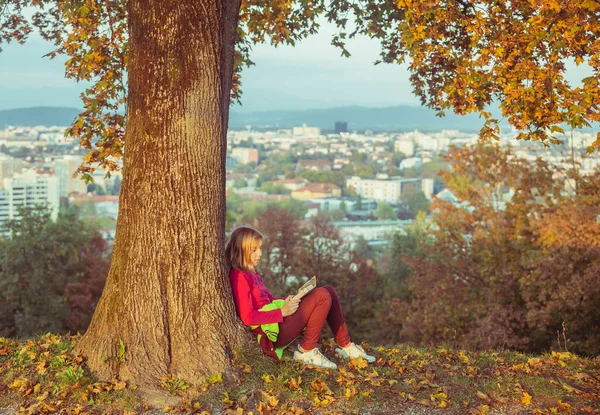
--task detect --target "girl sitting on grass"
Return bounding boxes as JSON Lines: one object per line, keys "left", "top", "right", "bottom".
{"left": 226, "top": 226, "right": 375, "bottom": 370}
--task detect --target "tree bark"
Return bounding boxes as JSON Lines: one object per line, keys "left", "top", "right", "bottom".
{"left": 76, "top": 0, "right": 246, "bottom": 392}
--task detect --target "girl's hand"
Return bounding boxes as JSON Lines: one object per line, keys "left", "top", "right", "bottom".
{"left": 281, "top": 295, "right": 300, "bottom": 317}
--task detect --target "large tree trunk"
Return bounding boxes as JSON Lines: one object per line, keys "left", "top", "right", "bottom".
{"left": 76, "top": 0, "right": 246, "bottom": 394}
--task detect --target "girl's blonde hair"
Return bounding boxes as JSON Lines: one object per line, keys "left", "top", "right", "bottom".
{"left": 225, "top": 226, "right": 263, "bottom": 272}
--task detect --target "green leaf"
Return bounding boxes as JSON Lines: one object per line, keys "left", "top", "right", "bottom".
{"left": 118, "top": 339, "right": 126, "bottom": 360}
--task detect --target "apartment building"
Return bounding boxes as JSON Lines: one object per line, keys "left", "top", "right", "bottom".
{"left": 0, "top": 155, "right": 25, "bottom": 182}
{"left": 330, "top": 219, "right": 412, "bottom": 245}
{"left": 52, "top": 155, "right": 88, "bottom": 197}
{"left": 394, "top": 139, "right": 415, "bottom": 157}
{"left": 231, "top": 147, "right": 259, "bottom": 164}
{"left": 292, "top": 124, "right": 321, "bottom": 137}
{"left": 0, "top": 167, "right": 60, "bottom": 225}
{"left": 346, "top": 176, "right": 424, "bottom": 204}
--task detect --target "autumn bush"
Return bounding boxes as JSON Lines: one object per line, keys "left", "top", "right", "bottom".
{"left": 381, "top": 144, "right": 600, "bottom": 356}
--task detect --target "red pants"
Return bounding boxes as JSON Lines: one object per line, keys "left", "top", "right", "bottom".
{"left": 274, "top": 285, "right": 351, "bottom": 351}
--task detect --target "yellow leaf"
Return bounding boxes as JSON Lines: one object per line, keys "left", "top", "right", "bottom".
{"left": 351, "top": 356, "right": 369, "bottom": 369}
{"left": 268, "top": 396, "right": 279, "bottom": 407}
{"left": 558, "top": 400, "right": 572, "bottom": 411}
{"left": 561, "top": 383, "right": 579, "bottom": 394}
{"left": 114, "top": 381, "right": 126, "bottom": 390}
{"left": 476, "top": 391, "right": 489, "bottom": 401}
{"left": 551, "top": 351, "right": 576, "bottom": 361}
{"left": 431, "top": 392, "right": 447, "bottom": 401}
{"left": 9, "top": 380, "right": 23, "bottom": 390}
{"left": 222, "top": 391, "right": 234, "bottom": 405}
{"left": 438, "top": 401, "right": 448, "bottom": 408}
{"left": 522, "top": 392, "right": 532, "bottom": 406}
{"left": 41, "top": 404, "right": 56, "bottom": 412}
{"left": 37, "top": 361, "right": 47, "bottom": 375}
{"left": 36, "top": 391, "right": 49, "bottom": 401}
{"left": 388, "top": 379, "right": 398, "bottom": 386}
{"left": 475, "top": 405, "right": 490, "bottom": 415}
{"left": 287, "top": 376, "right": 302, "bottom": 390}
{"left": 344, "top": 387, "right": 357, "bottom": 398}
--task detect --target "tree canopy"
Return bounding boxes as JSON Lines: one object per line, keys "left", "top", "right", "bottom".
{"left": 1, "top": 0, "right": 599, "bottom": 181}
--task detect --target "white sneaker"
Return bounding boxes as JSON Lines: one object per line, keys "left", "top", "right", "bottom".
{"left": 335, "top": 342, "right": 376, "bottom": 363}
{"left": 293, "top": 345, "right": 338, "bottom": 370}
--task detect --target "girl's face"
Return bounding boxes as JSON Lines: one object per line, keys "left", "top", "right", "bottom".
{"left": 250, "top": 241, "right": 262, "bottom": 269}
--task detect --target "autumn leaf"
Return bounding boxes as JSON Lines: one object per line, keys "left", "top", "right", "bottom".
{"left": 471, "top": 405, "right": 490, "bottom": 415}
{"left": 222, "top": 391, "right": 234, "bottom": 405}
{"left": 113, "top": 381, "right": 126, "bottom": 391}
{"left": 344, "top": 387, "right": 357, "bottom": 398}
{"left": 261, "top": 391, "right": 279, "bottom": 408}
{"left": 522, "top": 392, "right": 532, "bottom": 406}
{"left": 557, "top": 400, "right": 572, "bottom": 411}
{"left": 289, "top": 374, "right": 303, "bottom": 387}
{"left": 261, "top": 374, "right": 274, "bottom": 384}
{"left": 239, "top": 362, "right": 252, "bottom": 373}
{"left": 36, "top": 361, "right": 47, "bottom": 375}
{"left": 476, "top": 391, "right": 490, "bottom": 401}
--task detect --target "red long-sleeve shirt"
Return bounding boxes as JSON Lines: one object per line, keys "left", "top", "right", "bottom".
{"left": 229, "top": 268, "right": 284, "bottom": 326}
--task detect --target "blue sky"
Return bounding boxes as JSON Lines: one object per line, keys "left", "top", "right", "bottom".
{"left": 1, "top": 19, "right": 593, "bottom": 113}
{"left": 0, "top": 21, "right": 419, "bottom": 112}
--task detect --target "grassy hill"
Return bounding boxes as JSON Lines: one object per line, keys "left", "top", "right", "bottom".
{"left": 0, "top": 334, "right": 598, "bottom": 414}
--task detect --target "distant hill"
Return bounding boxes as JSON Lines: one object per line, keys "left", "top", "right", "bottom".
{"left": 0, "top": 107, "right": 81, "bottom": 128}
{"left": 229, "top": 105, "right": 488, "bottom": 132}
{"left": 1, "top": 105, "right": 487, "bottom": 132}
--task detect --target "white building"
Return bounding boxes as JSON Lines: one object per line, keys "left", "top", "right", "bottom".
{"left": 292, "top": 124, "right": 321, "bottom": 137}
{"left": 0, "top": 154, "right": 25, "bottom": 182}
{"left": 399, "top": 157, "right": 423, "bottom": 170}
{"left": 346, "top": 176, "right": 422, "bottom": 204}
{"left": 231, "top": 147, "right": 259, "bottom": 164}
{"left": 0, "top": 167, "right": 60, "bottom": 225}
{"left": 53, "top": 155, "right": 88, "bottom": 197}
{"left": 331, "top": 219, "right": 412, "bottom": 246}
{"left": 394, "top": 139, "right": 415, "bottom": 157}
{"left": 421, "top": 178, "right": 435, "bottom": 199}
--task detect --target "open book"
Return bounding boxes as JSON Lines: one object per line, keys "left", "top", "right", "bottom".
{"left": 293, "top": 276, "right": 317, "bottom": 300}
